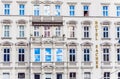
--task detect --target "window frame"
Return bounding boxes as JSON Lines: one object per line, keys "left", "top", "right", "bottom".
{"left": 69, "top": 48, "right": 76, "bottom": 62}
{"left": 102, "top": 6, "right": 108, "bottom": 16}
{"left": 84, "top": 48, "right": 90, "bottom": 62}
{"left": 104, "top": 72, "right": 110, "bottom": 79}
{"left": 18, "top": 48, "right": 25, "bottom": 62}
{"left": 3, "top": 48, "right": 10, "bottom": 62}
{"left": 19, "top": 4, "right": 25, "bottom": 15}
{"left": 34, "top": 5, "right": 40, "bottom": 16}
{"left": 69, "top": 5, "right": 75, "bottom": 16}
{"left": 4, "top": 4, "right": 10, "bottom": 15}
{"left": 103, "top": 48, "right": 110, "bottom": 62}
{"left": 19, "top": 25, "right": 25, "bottom": 38}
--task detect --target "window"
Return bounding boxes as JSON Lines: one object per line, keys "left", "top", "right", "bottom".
{"left": 4, "top": 48, "right": 10, "bottom": 62}
{"left": 103, "top": 48, "right": 109, "bottom": 61}
{"left": 34, "top": 5, "right": 39, "bottom": 16}
{"left": 117, "top": 27, "right": 120, "bottom": 38}
{"left": 45, "top": 48, "right": 52, "bottom": 62}
{"left": 84, "top": 48, "right": 90, "bottom": 62}
{"left": 3, "top": 73, "right": 10, "bottom": 79}
{"left": 55, "top": 5, "right": 60, "bottom": 16}
{"left": 103, "top": 26, "right": 109, "bottom": 38}
{"left": 18, "top": 73, "right": 25, "bottom": 79}
{"left": 18, "top": 48, "right": 25, "bottom": 62}
{"left": 19, "top": 25, "right": 24, "bottom": 38}
{"left": 56, "top": 48, "right": 63, "bottom": 62}
{"left": 104, "top": 72, "right": 110, "bottom": 79}
{"left": 44, "top": 26, "right": 50, "bottom": 37}
{"left": 117, "top": 6, "right": 120, "bottom": 16}
{"left": 117, "top": 49, "right": 120, "bottom": 61}
{"left": 69, "top": 72, "right": 76, "bottom": 79}
{"left": 84, "top": 6, "right": 89, "bottom": 16}
{"left": 19, "top": 4, "right": 25, "bottom": 15}
{"left": 70, "top": 26, "right": 75, "bottom": 38}
{"left": 44, "top": 5, "right": 50, "bottom": 16}
{"left": 118, "top": 72, "right": 120, "bottom": 79}
{"left": 56, "top": 73, "right": 62, "bottom": 79}
{"left": 34, "top": 26, "right": 40, "bottom": 37}
{"left": 84, "top": 72, "right": 91, "bottom": 79}
{"left": 69, "top": 5, "right": 75, "bottom": 16}
{"left": 55, "top": 26, "right": 61, "bottom": 37}
{"left": 4, "top": 25, "right": 10, "bottom": 37}
{"left": 34, "top": 48, "right": 40, "bottom": 62}
{"left": 45, "top": 73, "right": 51, "bottom": 79}
{"left": 103, "top": 6, "right": 108, "bottom": 16}
{"left": 69, "top": 48, "right": 76, "bottom": 62}
{"left": 84, "top": 26, "right": 89, "bottom": 38}
{"left": 4, "top": 4, "right": 10, "bottom": 15}
{"left": 34, "top": 73, "right": 40, "bottom": 79}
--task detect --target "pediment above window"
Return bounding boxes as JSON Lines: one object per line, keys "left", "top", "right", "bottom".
{"left": 81, "top": 20, "right": 91, "bottom": 25}
{"left": 16, "top": 19, "right": 27, "bottom": 24}
{"left": 2, "top": 19, "right": 12, "bottom": 24}
{"left": 81, "top": 42, "right": 93, "bottom": 46}
{"left": 114, "top": 21, "right": 120, "bottom": 25}
{"left": 1, "top": 41, "right": 13, "bottom": 46}
{"left": 100, "top": 21, "right": 111, "bottom": 25}
{"left": 67, "top": 42, "right": 79, "bottom": 46}
{"left": 100, "top": 42, "right": 112, "bottom": 46}
{"left": 67, "top": 20, "right": 77, "bottom": 25}
{"left": 15, "top": 41, "right": 28, "bottom": 46}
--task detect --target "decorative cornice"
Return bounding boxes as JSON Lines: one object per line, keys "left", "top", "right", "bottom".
{"left": 67, "top": 2, "right": 77, "bottom": 5}
{"left": 16, "top": 1, "right": 27, "bottom": 4}
{"left": 1, "top": 1, "right": 12, "bottom": 4}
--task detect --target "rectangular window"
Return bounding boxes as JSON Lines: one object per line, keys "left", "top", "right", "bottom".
{"left": 45, "top": 73, "right": 51, "bottom": 79}
{"left": 55, "top": 5, "right": 60, "bottom": 16}
{"left": 19, "top": 4, "right": 25, "bottom": 15}
{"left": 34, "top": 73, "right": 40, "bottom": 79}
{"left": 19, "top": 25, "right": 24, "bottom": 38}
{"left": 55, "top": 26, "right": 61, "bottom": 37}
{"left": 103, "top": 6, "right": 108, "bottom": 16}
{"left": 84, "top": 72, "right": 91, "bottom": 79}
{"left": 34, "top": 5, "right": 39, "bottom": 16}
{"left": 117, "top": 49, "right": 120, "bottom": 61}
{"left": 56, "top": 48, "right": 63, "bottom": 62}
{"left": 3, "top": 73, "right": 10, "bottom": 79}
{"left": 103, "top": 26, "right": 109, "bottom": 38}
{"left": 117, "top": 27, "right": 120, "bottom": 38}
{"left": 104, "top": 72, "right": 110, "bottom": 79}
{"left": 56, "top": 73, "right": 62, "bottom": 79}
{"left": 69, "top": 72, "right": 76, "bottom": 79}
{"left": 34, "top": 26, "right": 40, "bottom": 37}
{"left": 118, "top": 72, "right": 120, "bottom": 79}
{"left": 103, "top": 48, "right": 109, "bottom": 61}
{"left": 44, "top": 26, "right": 50, "bottom": 37}
{"left": 4, "top": 48, "right": 10, "bottom": 62}
{"left": 69, "top": 48, "right": 76, "bottom": 62}
{"left": 34, "top": 48, "right": 40, "bottom": 62}
{"left": 18, "top": 73, "right": 25, "bottom": 79}
{"left": 84, "top": 26, "right": 89, "bottom": 38}
{"left": 18, "top": 48, "right": 25, "bottom": 62}
{"left": 117, "top": 6, "right": 120, "bottom": 16}
{"left": 69, "top": 5, "right": 75, "bottom": 16}
{"left": 70, "top": 26, "right": 75, "bottom": 38}
{"left": 84, "top": 6, "right": 89, "bottom": 16}
{"left": 4, "top": 25, "right": 10, "bottom": 37}
{"left": 84, "top": 48, "right": 90, "bottom": 62}
{"left": 45, "top": 48, "right": 52, "bottom": 62}
{"left": 44, "top": 5, "right": 50, "bottom": 16}
{"left": 4, "top": 4, "right": 10, "bottom": 15}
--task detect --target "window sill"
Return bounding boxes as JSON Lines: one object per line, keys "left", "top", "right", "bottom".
{"left": 1, "top": 37, "right": 12, "bottom": 39}
{"left": 101, "top": 38, "right": 111, "bottom": 40}
{"left": 115, "top": 38, "right": 120, "bottom": 40}
{"left": 101, "top": 61, "right": 111, "bottom": 65}
{"left": 67, "top": 37, "right": 77, "bottom": 40}
{"left": 16, "top": 37, "right": 27, "bottom": 39}
{"left": 81, "top": 38, "right": 92, "bottom": 40}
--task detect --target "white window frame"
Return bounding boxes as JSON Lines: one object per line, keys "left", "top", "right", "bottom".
{"left": 116, "top": 26, "right": 120, "bottom": 38}
{"left": 55, "top": 5, "right": 60, "bottom": 16}
{"left": 34, "top": 5, "right": 40, "bottom": 16}
{"left": 18, "top": 48, "right": 25, "bottom": 62}
{"left": 44, "top": 26, "right": 50, "bottom": 37}
{"left": 103, "top": 26, "right": 109, "bottom": 38}
{"left": 117, "top": 6, "right": 120, "bottom": 16}
{"left": 4, "top": 4, "right": 10, "bottom": 15}
{"left": 55, "top": 26, "right": 61, "bottom": 37}
{"left": 19, "top": 4, "right": 25, "bottom": 15}
{"left": 104, "top": 72, "right": 110, "bottom": 79}
{"left": 83, "top": 26, "right": 90, "bottom": 38}
{"left": 84, "top": 72, "right": 91, "bottom": 79}
{"left": 103, "top": 6, "right": 108, "bottom": 16}
{"left": 33, "top": 26, "right": 40, "bottom": 37}
{"left": 103, "top": 48, "right": 109, "bottom": 62}
{"left": 69, "top": 26, "right": 75, "bottom": 38}
{"left": 44, "top": 5, "right": 50, "bottom": 16}
{"left": 3, "top": 25, "right": 10, "bottom": 37}
{"left": 84, "top": 48, "right": 90, "bottom": 62}
{"left": 19, "top": 25, "right": 25, "bottom": 38}
{"left": 3, "top": 73, "right": 10, "bottom": 79}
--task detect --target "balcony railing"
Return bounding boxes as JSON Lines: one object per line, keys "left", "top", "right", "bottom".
{"left": 31, "top": 36, "right": 65, "bottom": 43}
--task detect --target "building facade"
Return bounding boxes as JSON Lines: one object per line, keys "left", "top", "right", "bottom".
{"left": 0, "top": 0, "right": 120, "bottom": 79}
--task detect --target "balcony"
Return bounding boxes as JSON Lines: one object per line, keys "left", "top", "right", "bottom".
{"left": 30, "top": 36, "right": 65, "bottom": 43}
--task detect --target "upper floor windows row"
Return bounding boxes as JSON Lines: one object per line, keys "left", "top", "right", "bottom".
{"left": 3, "top": 4, "right": 120, "bottom": 17}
